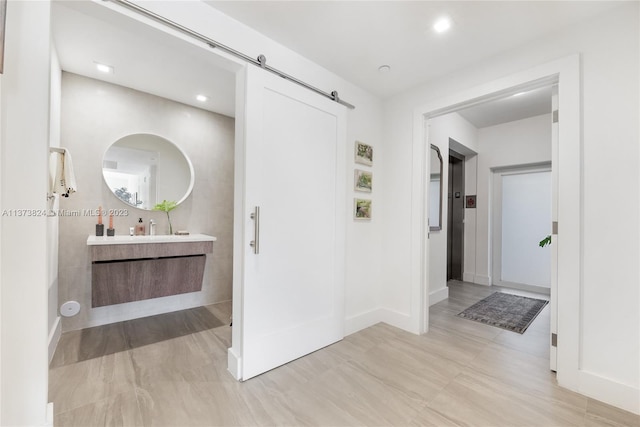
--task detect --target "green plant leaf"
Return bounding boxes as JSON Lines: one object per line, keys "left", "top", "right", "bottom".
{"left": 152, "top": 200, "right": 177, "bottom": 213}
{"left": 539, "top": 235, "right": 552, "bottom": 248}
{"left": 152, "top": 200, "right": 177, "bottom": 234}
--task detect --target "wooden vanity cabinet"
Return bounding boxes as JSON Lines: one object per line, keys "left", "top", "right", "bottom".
{"left": 90, "top": 240, "right": 213, "bottom": 307}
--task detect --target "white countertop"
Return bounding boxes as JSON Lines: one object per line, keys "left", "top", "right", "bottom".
{"left": 87, "top": 233, "right": 216, "bottom": 246}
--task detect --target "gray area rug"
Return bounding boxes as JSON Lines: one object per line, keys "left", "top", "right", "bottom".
{"left": 457, "top": 292, "right": 548, "bottom": 334}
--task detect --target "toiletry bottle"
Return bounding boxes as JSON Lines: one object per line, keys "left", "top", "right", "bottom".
{"left": 135, "top": 217, "right": 145, "bottom": 236}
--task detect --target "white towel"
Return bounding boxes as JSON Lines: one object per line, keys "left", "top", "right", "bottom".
{"left": 50, "top": 148, "right": 77, "bottom": 197}
{"left": 62, "top": 149, "right": 77, "bottom": 196}
{"left": 49, "top": 151, "right": 62, "bottom": 195}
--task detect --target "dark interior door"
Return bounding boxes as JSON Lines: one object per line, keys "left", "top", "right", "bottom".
{"left": 447, "top": 151, "right": 465, "bottom": 281}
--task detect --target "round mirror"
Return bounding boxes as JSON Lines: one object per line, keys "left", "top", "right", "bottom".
{"left": 102, "top": 134, "right": 194, "bottom": 210}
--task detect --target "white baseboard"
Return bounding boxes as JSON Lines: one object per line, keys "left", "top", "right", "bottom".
{"left": 495, "top": 280, "right": 550, "bottom": 295}
{"left": 474, "top": 275, "right": 491, "bottom": 286}
{"left": 378, "top": 308, "right": 419, "bottom": 334}
{"left": 463, "top": 272, "right": 476, "bottom": 283}
{"left": 345, "top": 309, "right": 383, "bottom": 335}
{"left": 48, "top": 316, "right": 61, "bottom": 364}
{"left": 45, "top": 402, "right": 54, "bottom": 427}
{"left": 74, "top": 299, "right": 207, "bottom": 331}
{"left": 579, "top": 370, "right": 640, "bottom": 415}
{"left": 429, "top": 287, "right": 449, "bottom": 306}
{"left": 346, "top": 308, "right": 418, "bottom": 335}
{"left": 227, "top": 347, "right": 242, "bottom": 380}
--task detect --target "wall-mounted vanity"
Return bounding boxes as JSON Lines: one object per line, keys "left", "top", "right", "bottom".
{"left": 87, "top": 234, "right": 216, "bottom": 307}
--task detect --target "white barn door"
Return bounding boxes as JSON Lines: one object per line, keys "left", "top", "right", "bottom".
{"left": 238, "top": 66, "right": 346, "bottom": 380}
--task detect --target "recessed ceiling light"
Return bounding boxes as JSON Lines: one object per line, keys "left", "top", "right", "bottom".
{"left": 433, "top": 17, "right": 452, "bottom": 34}
{"left": 196, "top": 94, "right": 208, "bottom": 102}
{"left": 378, "top": 65, "right": 391, "bottom": 73}
{"left": 95, "top": 62, "right": 114, "bottom": 74}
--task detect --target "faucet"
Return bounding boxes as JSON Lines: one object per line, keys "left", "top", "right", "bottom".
{"left": 149, "top": 219, "right": 156, "bottom": 236}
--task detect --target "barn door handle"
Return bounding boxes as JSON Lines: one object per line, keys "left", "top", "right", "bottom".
{"left": 250, "top": 206, "right": 260, "bottom": 254}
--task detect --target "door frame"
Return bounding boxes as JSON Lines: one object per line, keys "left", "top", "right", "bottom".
{"left": 412, "top": 54, "right": 581, "bottom": 392}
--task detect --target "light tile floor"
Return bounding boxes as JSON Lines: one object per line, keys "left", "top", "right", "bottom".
{"left": 49, "top": 281, "right": 640, "bottom": 426}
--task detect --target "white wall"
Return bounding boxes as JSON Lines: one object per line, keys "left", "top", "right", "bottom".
{"left": 59, "top": 72, "right": 235, "bottom": 331}
{"left": 463, "top": 155, "right": 478, "bottom": 283}
{"left": 0, "top": 1, "right": 51, "bottom": 424}
{"left": 382, "top": 3, "right": 639, "bottom": 413}
{"left": 345, "top": 97, "right": 384, "bottom": 333}
{"left": 475, "top": 114, "right": 552, "bottom": 285}
{"left": 427, "top": 113, "right": 477, "bottom": 305}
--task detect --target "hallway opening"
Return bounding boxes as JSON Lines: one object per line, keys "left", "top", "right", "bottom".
{"left": 419, "top": 69, "right": 573, "bottom": 377}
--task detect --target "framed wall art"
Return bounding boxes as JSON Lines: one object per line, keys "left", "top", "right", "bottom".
{"left": 354, "top": 169, "right": 372, "bottom": 192}
{"left": 466, "top": 195, "right": 476, "bottom": 208}
{"left": 354, "top": 141, "right": 373, "bottom": 166}
{"left": 354, "top": 198, "right": 372, "bottom": 220}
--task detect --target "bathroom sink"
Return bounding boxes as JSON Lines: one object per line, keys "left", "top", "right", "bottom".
{"left": 87, "top": 233, "right": 216, "bottom": 245}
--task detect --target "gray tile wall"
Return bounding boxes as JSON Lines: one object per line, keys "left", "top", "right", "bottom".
{"left": 58, "top": 72, "right": 234, "bottom": 331}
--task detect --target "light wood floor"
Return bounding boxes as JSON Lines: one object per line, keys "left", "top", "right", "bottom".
{"left": 49, "top": 281, "right": 639, "bottom": 426}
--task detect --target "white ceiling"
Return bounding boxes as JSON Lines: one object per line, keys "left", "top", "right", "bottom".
{"left": 52, "top": 1, "right": 237, "bottom": 117}
{"left": 457, "top": 86, "right": 553, "bottom": 129}
{"left": 52, "top": 1, "right": 620, "bottom": 126}
{"left": 206, "top": 1, "right": 619, "bottom": 99}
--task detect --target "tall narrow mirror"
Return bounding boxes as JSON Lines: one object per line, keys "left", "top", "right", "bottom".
{"left": 429, "top": 145, "right": 443, "bottom": 231}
